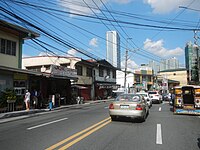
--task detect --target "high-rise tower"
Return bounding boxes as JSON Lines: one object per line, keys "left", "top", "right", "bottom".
{"left": 106, "top": 31, "right": 120, "bottom": 69}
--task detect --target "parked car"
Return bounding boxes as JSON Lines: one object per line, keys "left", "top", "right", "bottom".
{"left": 136, "top": 92, "right": 152, "bottom": 108}
{"left": 109, "top": 93, "right": 149, "bottom": 122}
{"left": 148, "top": 91, "right": 162, "bottom": 104}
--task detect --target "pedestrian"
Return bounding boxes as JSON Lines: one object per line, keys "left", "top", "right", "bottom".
{"left": 24, "top": 90, "right": 30, "bottom": 110}
{"left": 33, "top": 89, "right": 38, "bottom": 109}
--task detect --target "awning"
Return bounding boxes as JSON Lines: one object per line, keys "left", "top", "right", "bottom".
{"left": 71, "top": 85, "right": 88, "bottom": 89}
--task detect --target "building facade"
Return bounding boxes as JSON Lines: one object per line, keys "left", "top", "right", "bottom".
{"left": 0, "top": 20, "right": 39, "bottom": 111}
{"left": 185, "top": 41, "right": 200, "bottom": 84}
{"left": 133, "top": 66, "right": 154, "bottom": 92}
{"left": 157, "top": 68, "right": 187, "bottom": 89}
{"left": 22, "top": 56, "right": 79, "bottom": 105}
{"left": 106, "top": 31, "right": 121, "bottom": 69}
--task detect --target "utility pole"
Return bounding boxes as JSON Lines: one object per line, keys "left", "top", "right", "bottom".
{"left": 124, "top": 38, "right": 132, "bottom": 93}
{"left": 194, "top": 30, "right": 200, "bottom": 84}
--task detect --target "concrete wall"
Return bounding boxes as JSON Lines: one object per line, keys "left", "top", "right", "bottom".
{"left": 159, "top": 70, "right": 187, "bottom": 86}
{"left": 0, "top": 30, "right": 20, "bottom": 68}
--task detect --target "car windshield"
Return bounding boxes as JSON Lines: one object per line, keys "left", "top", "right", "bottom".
{"left": 116, "top": 94, "right": 140, "bottom": 102}
{"left": 148, "top": 91, "right": 157, "bottom": 94}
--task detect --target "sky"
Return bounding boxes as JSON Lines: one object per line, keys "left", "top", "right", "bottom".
{"left": 1, "top": 0, "right": 200, "bottom": 70}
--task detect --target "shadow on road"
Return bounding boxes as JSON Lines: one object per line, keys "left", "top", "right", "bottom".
{"left": 112, "top": 117, "right": 146, "bottom": 123}
{"left": 198, "top": 138, "right": 200, "bottom": 148}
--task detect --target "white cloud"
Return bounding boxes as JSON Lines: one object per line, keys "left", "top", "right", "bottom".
{"left": 38, "top": 52, "right": 53, "bottom": 56}
{"left": 67, "top": 49, "right": 77, "bottom": 57}
{"left": 89, "top": 38, "right": 98, "bottom": 47}
{"left": 59, "top": 0, "right": 133, "bottom": 16}
{"left": 143, "top": 0, "right": 200, "bottom": 14}
{"left": 143, "top": 38, "right": 184, "bottom": 58}
{"left": 22, "top": 54, "right": 30, "bottom": 58}
{"left": 121, "top": 59, "right": 138, "bottom": 71}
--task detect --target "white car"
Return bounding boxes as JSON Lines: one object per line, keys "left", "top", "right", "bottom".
{"left": 148, "top": 91, "right": 162, "bottom": 104}
{"left": 136, "top": 92, "right": 152, "bottom": 108}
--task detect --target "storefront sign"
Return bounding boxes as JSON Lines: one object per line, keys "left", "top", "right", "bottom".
{"left": 98, "top": 84, "right": 120, "bottom": 89}
{"left": 50, "top": 65, "right": 77, "bottom": 78}
{"left": 14, "top": 73, "right": 28, "bottom": 80}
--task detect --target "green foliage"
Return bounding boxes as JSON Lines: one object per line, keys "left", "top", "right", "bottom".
{"left": 0, "top": 88, "right": 17, "bottom": 108}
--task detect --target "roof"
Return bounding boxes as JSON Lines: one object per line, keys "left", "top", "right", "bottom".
{"left": 0, "top": 65, "right": 78, "bottom": 80}
{"left": 158, "top": 68, "right": 187, "bottom": 73}
{"left": 0, "top": 20, "right": 39, "bottom": 39}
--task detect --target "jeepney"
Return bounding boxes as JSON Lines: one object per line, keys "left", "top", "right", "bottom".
{"left": 173, "top": 85, "right": 200, "bottom": 115}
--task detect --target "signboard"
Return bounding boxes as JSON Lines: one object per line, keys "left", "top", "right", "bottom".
{"left": 50, "top": 65, "right": 77, "bottom": 78}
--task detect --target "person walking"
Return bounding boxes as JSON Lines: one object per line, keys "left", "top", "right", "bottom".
{"left": 24, "top": 90, "right": 30, "bottom": 110}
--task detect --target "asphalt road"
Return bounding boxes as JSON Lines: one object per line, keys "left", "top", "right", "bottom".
{"left": 0, "top": 102, "right": 199, "bottom": 150}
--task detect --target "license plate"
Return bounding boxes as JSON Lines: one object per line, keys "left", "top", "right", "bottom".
{"left": 120, "top": 105, "right": 129, "bottom": 109}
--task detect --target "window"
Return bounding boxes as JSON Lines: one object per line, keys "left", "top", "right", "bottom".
{"left": 1, "top": 39, "right": 5, "bottom": 54}
{"left": 99, "top": 67, "right": 104, "bottom": 77}
{"left": 76, "top": 65, "right": 82, "bottom": 76}
{"left": 107, "top": 69, "right": 110, "bottom": 77}
{"left": 86, "top": 67, "right": 92, "bottom": 77}
{"left": 112, "top": 70, "right": 116, "bottom": 79}
{"left": 0, "top": 38, "right": 16, "bottom": 56}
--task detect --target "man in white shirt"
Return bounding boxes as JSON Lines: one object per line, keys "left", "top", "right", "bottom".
{"left": 24, "top": 90, "right": 30, "bottom": 110}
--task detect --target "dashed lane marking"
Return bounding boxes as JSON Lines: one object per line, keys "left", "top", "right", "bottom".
{"left": 159, "top": 107, "right": 162, "bottom": 112}
{"left": 156, "top": 124, "right": 163, "bottom": 145}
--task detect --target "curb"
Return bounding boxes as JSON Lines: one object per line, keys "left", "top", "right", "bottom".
{"left": 0, "top": 99, "right": 113, "bottom": 120}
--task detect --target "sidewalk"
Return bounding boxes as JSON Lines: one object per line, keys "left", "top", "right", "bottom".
{"left": 0, "top": 99, "right": 113, "bottom": 123}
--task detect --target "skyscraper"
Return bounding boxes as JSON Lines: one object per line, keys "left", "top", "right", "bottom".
{"left": 167, "top": 57, "right": 179, "bottom": 69}
{"left": 106, "top": 31, "right": 120, "bottom": 69}
{"left": 185, "top": 41, "right": 199, "bottom": 82}
{"left": 159, "top": 57, "right": 179, "bottom": 71}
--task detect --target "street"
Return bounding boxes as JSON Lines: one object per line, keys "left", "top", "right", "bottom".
{"left": 0, "top": 102, "right": 200, "bottom": 150}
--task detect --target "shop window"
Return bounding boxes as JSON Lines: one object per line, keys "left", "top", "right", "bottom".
{"left": 0, "top": 38, "right": 16, "bottom": 56}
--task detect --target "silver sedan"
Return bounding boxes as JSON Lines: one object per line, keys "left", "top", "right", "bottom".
{"left": 109, "top": 94, "right": 149, "bottom": 122}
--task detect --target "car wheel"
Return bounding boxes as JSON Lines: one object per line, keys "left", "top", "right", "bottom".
{"left": 110, "top": 115, "right": 117, "bottom": 121}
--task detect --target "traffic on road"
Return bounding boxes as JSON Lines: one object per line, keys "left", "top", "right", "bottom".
{"left": 0, "top": 96, "right": 199, "bottom": 150}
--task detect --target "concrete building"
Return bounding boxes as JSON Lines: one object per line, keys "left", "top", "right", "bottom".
{"left": 22, "top": 56, "right": 79, "bottom": 105}
{"left": 106, "top": 31, "right": 121, "bottom": 69}
{"left": 0, "top": 20, "right": 39, "bottom": 111}
{"left": 149, "top": 60, "right": 159, "bottom": 74}
{"left": 0, "top": 20, "right": 39, "bottom": 92}
{"left": 157, "top": 68, "right": 187, "bottom": 89}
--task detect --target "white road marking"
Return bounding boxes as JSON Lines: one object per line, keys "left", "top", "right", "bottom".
{"left": 159, "top": 107, "right": 162, "bottom": 111}
{"left": 156, "top": 124, "right": 163, "bottom": 145}
{"left": 104, "top": 106, "right": 109, "bottom": 109}
{"left": 27, "top": 118, "right": 68, "bottom": 130}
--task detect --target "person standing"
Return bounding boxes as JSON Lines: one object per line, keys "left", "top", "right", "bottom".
{"left": 33, "top": 89, "right": 38, "bottom": 109}
{"left": 24, "top": 90, "right": 30, "bottom": 110}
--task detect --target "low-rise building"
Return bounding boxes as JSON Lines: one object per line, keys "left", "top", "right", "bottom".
{"left": 157, "top": 68, "right": 187, "bottom": 90}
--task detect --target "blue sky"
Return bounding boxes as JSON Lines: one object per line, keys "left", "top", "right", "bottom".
{"left": 1, "top": 0, "right": 200, "bottom": 69}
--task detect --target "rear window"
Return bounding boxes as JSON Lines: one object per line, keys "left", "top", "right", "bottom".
{"left": 148, "top": 91, "right": 157, "bottom": 94}
{"left": 116, "top": 94, "right": 140, "bottom": 102}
